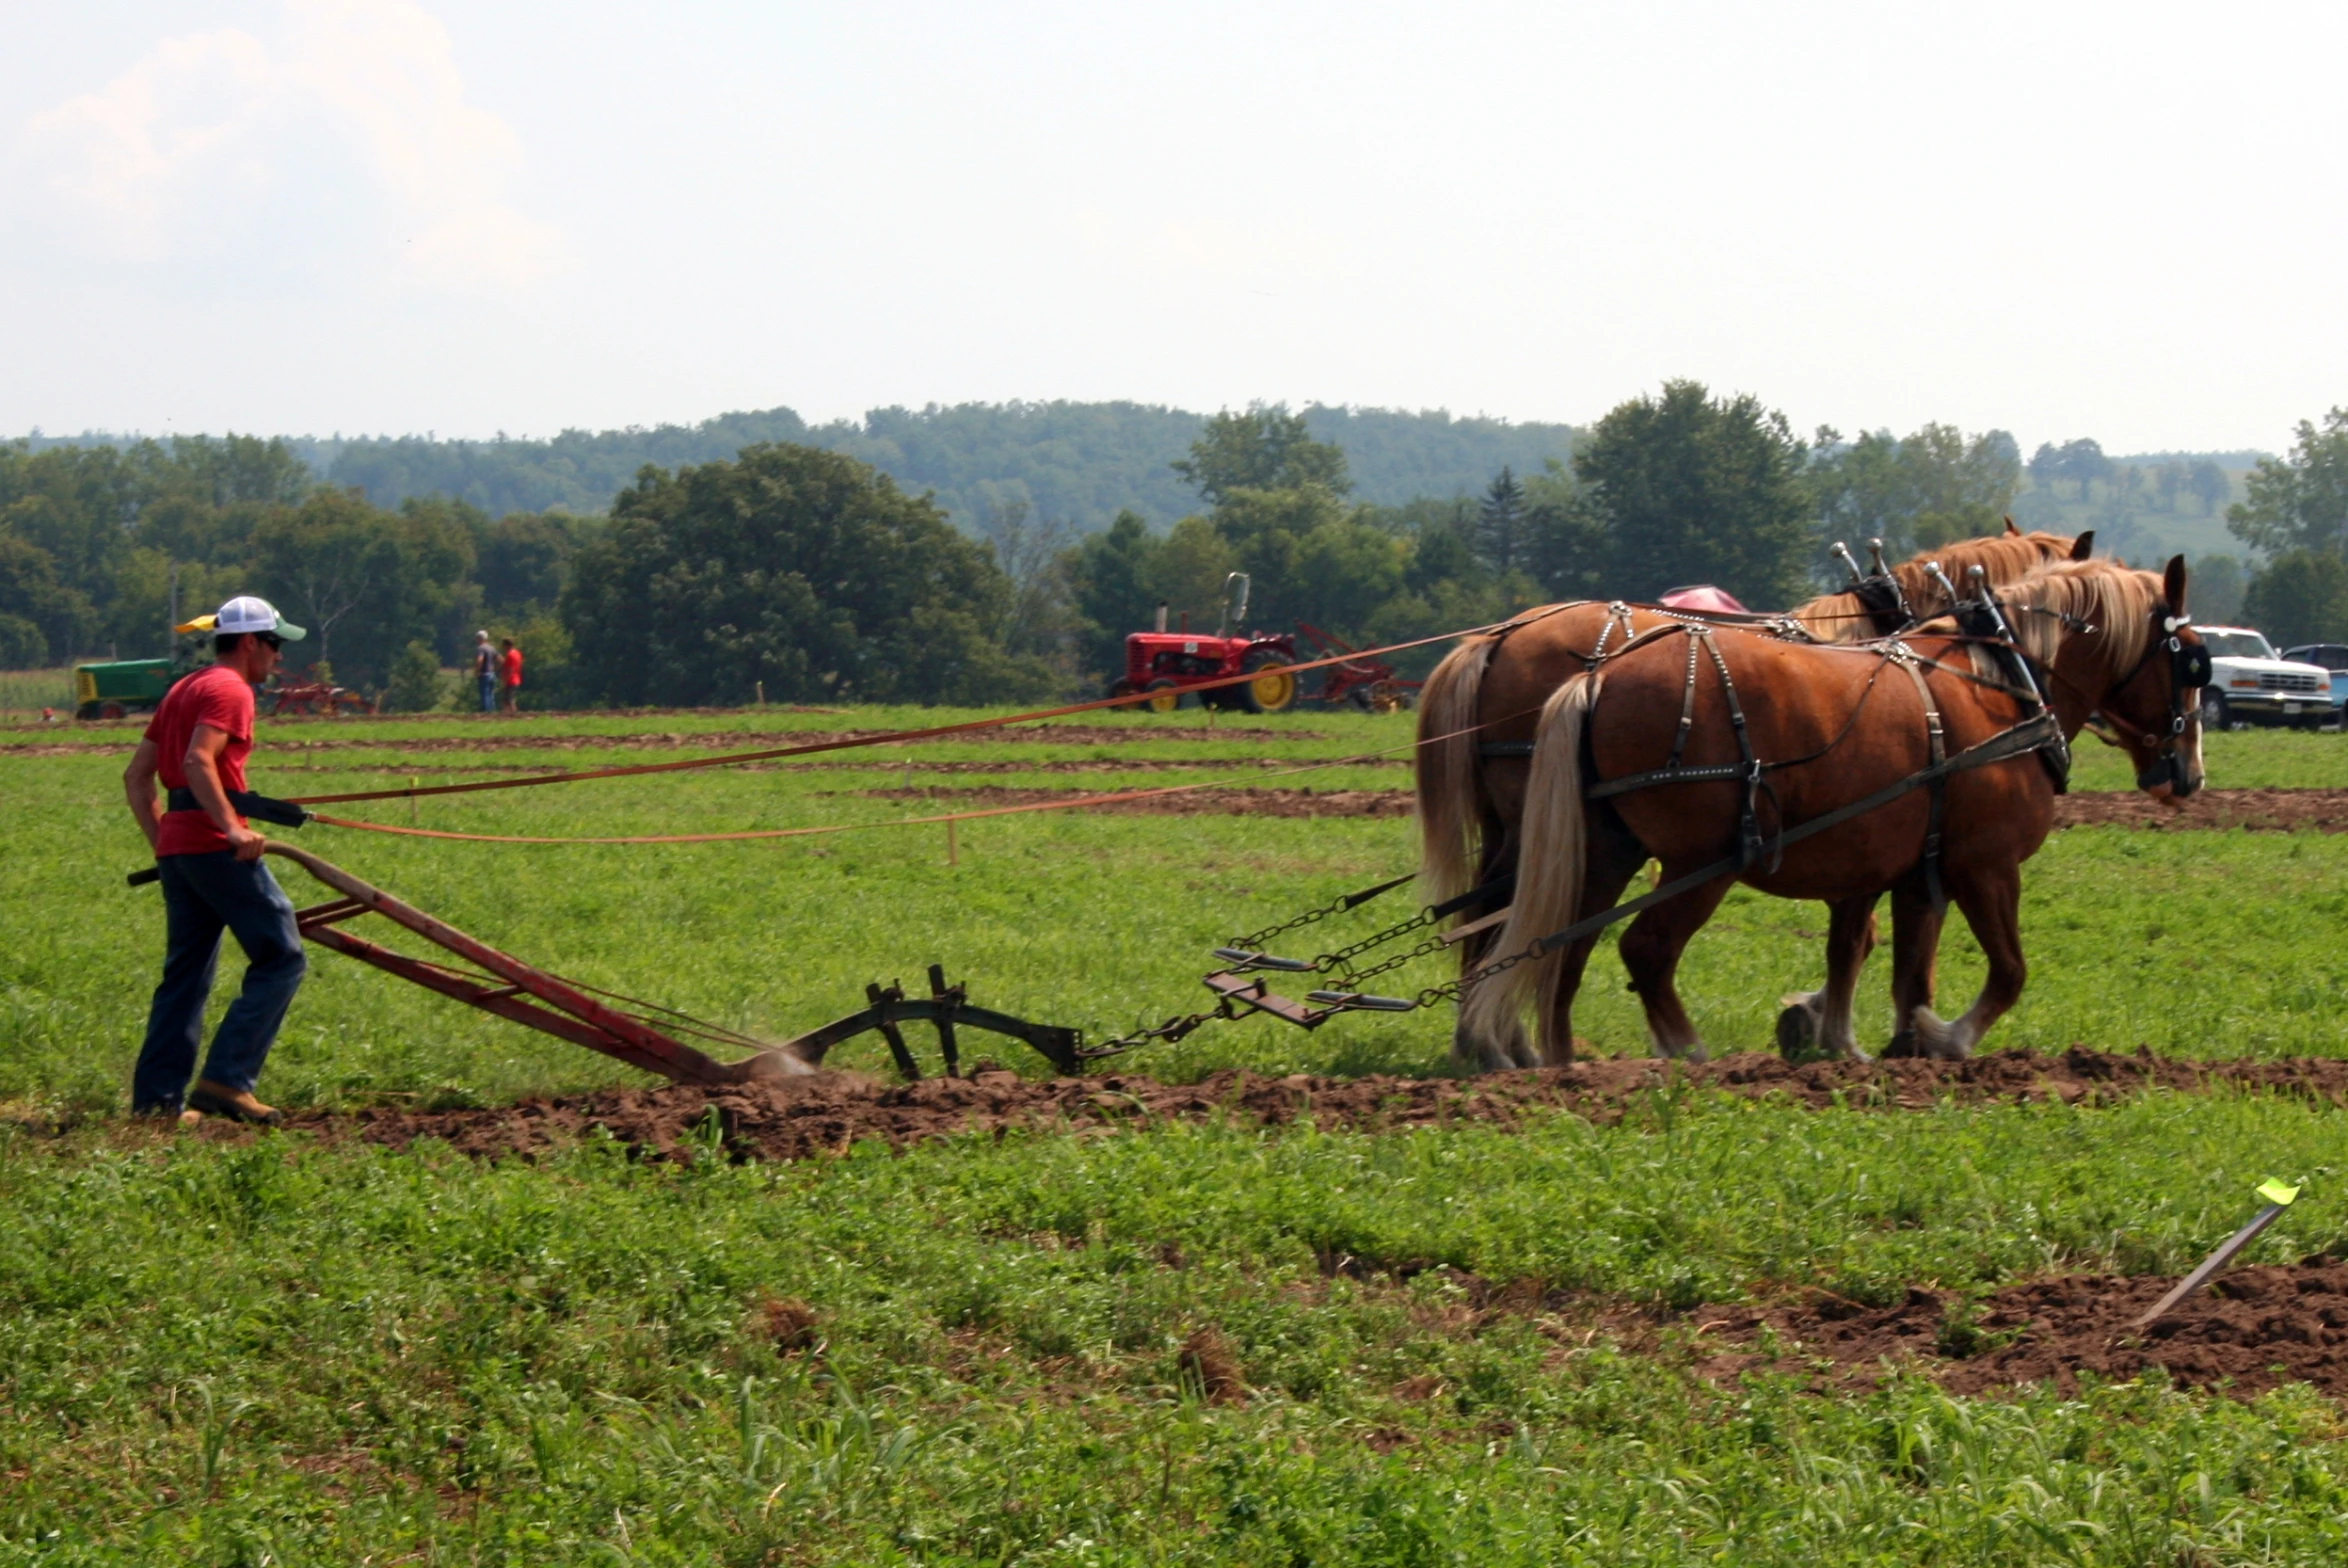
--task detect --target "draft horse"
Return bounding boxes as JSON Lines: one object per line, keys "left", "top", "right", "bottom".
{"left": 1417, "top": 524, "right": 2089, "bottom": 1067}
{"left": 1447, "top": 556, "right": 2207, "bottom": 1068}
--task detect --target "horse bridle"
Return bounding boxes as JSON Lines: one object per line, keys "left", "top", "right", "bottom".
{"left": 2096, "top": 606, "right": 2211, "bottom": 793}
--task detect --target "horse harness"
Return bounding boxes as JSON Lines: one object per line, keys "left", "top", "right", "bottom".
{"left": 1477, "top": 594, "right": 2085, "bottom": 936}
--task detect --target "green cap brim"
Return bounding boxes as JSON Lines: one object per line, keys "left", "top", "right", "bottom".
{"left": 274, "top": 621, "right": 307, "bottom": 641}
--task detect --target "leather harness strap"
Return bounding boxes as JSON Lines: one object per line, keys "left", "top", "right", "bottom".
{"left": 1888, "top": 644, "right": 1950, "bottom": 913}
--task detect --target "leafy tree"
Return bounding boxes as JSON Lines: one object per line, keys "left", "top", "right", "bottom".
{"left": 2242, "top": 550, "right": 2348, "bottom": 646}
{"left": 384, "top": 641, "right": 450, "bottom": 713}
{"left": 1520, "top": 459, "right": 1606, "bottom": 600}
{"left": 1475, "top": 466, "right": 1530, "bottom": 575}
{"left": 2189, "top": 459, "right": 2231, "bottom": 516}
{"left": 1572, "top": 381, "right": 1812, "bottom": 607}
{"left": 1813, "top": 424, "right": 2022, "bottom": 562}
{"left": 251, "top": 491, "right": 475, "bottom": 689}
{"left": 560, "top": 444, "right": 1053, "bottom": 706}
{"left": 1172, "top": 407, "right": 1350, "bottom": 507}
{"left": 2189, "top": 553, "right": 2245, "bottom": 624}
{"left": 1064, "top": 511, "right": 1162, "bottom": 671}
{"left": 2228, "top": 409, "right": 2348, "bottom": 557}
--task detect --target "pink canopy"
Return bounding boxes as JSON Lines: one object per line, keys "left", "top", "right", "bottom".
{"left": 1657, "top": 584, "right": 1751, "bottom": 615}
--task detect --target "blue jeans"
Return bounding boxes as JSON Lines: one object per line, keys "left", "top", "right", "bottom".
{"left": 134, "top": 853, "right": 307, "bottom": 1112}
{"left": 478, "top": 672, "right": 497, "bottom": 712}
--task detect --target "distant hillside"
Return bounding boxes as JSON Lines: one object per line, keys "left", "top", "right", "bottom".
{"left": 18, "top": 403, "right": 1581, "bottom": 533}
{"left": 2010, "top": 451, "right": 2266, "bottom": 564}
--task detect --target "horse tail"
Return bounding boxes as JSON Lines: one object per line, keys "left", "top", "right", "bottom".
{"left": 1460, "top": 672, "right": 1598, "bottom": 1062}
{"left": 1416, "top": 634, "right": 1499, "bottom": 906}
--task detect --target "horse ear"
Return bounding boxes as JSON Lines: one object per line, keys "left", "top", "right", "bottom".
{"left": 2163, "top": 554, "right": 2189, "bottom": 615}
{"left": 2003, "top": 516, "right": 2021, "bottom": 537}
{"left": 2069, "top": 530, "right": 2095, "bottom": 561}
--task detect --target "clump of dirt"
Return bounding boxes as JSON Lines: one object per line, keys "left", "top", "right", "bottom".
{"left": 758, "top": 1294, "right": 823, "bottom": 1355}
{"left": 1683, "top": 1261, "right": 2348, "bottom": 1402}
{"left": 855, "top": 786, "right": 1414, "bottom": 817}
{"left": 1178, "top": 1328, "right": 1249, "bottom": 1405}
{"left": 267, "top": 1046, "right": 2348, "bottom": 1166}
{"left": 2054, "top": 787, "right": 2348, "bottom": 833}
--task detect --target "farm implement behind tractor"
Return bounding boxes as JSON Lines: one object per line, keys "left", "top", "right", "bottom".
{"left": 1107, "top": 574, "right": 1420, "bottom": 715}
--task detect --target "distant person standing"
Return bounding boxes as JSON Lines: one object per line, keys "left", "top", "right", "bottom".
{"left": 500, "top": 637, "right": 523, "bottom": 713}
{"left": 122, "top": 597, "right": 310, "bottom": 1124}
{"left": 473, "top": 630, "right": 497, "bottom": 713}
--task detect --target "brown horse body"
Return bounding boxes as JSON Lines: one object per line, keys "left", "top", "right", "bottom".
{"left": 1417, "top": 527, "right": 2084, "bottom": 1067}
{"left": 1444, "top": 557, "right": 2203, "bottom": 1068}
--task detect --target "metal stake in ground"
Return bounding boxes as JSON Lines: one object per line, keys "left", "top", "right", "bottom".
{"left": 2133, "top": 1179, "right": 2301, "bottom": 1328}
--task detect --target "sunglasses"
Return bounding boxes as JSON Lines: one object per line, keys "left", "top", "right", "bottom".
{"left": 256, "top": 632, "right": 284, "bottom": 651}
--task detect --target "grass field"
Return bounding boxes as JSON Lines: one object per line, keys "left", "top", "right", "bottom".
{"left": 3, "top": 707, "right": 2346, "bottom": 1562}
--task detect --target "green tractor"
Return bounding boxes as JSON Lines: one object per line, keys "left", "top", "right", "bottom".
{"left": 72, "top": 658, "right": 185, "bottom": 721}
{"left": 71, "top": 618, "right": 218, "bottom": 720}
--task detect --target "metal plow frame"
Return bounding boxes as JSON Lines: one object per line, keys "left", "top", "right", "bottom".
{"left": 264, "top": 843, "right": 1082, "bottom": 1085}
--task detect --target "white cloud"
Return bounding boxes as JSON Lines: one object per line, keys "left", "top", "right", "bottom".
{"left": 13, "top": 0, "right": 569, "bottom": 292}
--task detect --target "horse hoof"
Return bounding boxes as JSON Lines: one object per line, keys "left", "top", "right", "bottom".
{"left": 1775, "top": 998, "right": 1826, "bottom": 1063}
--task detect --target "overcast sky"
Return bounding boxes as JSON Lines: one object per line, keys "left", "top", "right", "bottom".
{"left": 2, "top": 0, "right": 2339, "bottom": 453}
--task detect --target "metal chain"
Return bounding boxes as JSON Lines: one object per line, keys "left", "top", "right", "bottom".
{"left": 1077, "top": 999, "right": 1238, "bottom": 1060}
{"left": 1325, "top": 930, "right": 1450, "bottom": 990}
{"left": 1307, "top": 908, "right": 1437, "bottom": 972}
{"left": 1224, "top": 873, "right": 1410, "bottom": 954}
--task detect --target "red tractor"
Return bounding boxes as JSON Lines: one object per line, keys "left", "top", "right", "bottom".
{"left": 1109, "top": 575, "right": 1301, "bottom": 713}
{"left": 1107, "top": 575, "right": 1420, "bottom": 714}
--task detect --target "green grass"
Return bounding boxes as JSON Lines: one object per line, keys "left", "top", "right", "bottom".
{"left": 3, "top": 716, "right": 2344, "bottom": 1115}
{"left": 0, "top": 667, "right": 75, "bottom": 715}
{"left": 5, "top": 1095, "right": 2348, "bottom": 1564}
{"left": 7, "top": 706, "right": 2348, "bottom": 1561}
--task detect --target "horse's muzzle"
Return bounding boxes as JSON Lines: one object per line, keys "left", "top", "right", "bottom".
{"left": 2138, "top": 755, "right": 2199, "bottom": 799}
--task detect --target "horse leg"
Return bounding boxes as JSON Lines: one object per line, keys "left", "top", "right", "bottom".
{"left": 1881, "top": 876, "right": 1945, "bottom": 1058}
{"left": 1531, "top": 819, "right": 1645, "bottom": 1066}
{"left": 1616, "top": 869, "right": 1737, "bottom": 1062}
{"left": 1776, "top": 897, "right": 1879, "bottom": 1061}
{"left": 1910, "top": 864, "right": 2026, "bottom": 1060}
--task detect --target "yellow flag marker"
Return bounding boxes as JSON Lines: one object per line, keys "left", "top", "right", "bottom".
{"left": 2135, "top": 1178, "right": 2303, "bottom": 1329}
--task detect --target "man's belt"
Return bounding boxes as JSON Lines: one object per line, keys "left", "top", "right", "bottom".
{"left": 130, "top": 788, "right": 312, "bottom": 887}
{"left": 164, "top": 786, "right": 311, "bottom": 828}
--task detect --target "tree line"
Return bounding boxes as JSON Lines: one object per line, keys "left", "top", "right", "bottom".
{"left": 7, "top": 386, "right": 2341, "bottom": 707}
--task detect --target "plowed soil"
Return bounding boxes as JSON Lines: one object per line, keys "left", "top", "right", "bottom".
{"left": 2053, "top": 786, "right": 2348, "bottom": 832}
{"left": 267, "top": 1046, "right": 2348, "bottom": 1165}
{"left": 1683, "top": 1262, "right": 2348, "bottom": 1402}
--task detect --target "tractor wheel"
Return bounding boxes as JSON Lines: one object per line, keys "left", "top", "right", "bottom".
{"left": 1144, "top": 679, "right": 1184, "bottom": 714}
{"left": 1236, "top": 651, "right": 1298, "bottom": 714}
{"left": 98, "top": 701, "right": 127, "bottom": 720}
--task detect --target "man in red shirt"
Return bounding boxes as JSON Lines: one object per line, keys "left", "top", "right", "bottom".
{"left": 499, "top": 637, "right": 523, "bottom": 714}
{"left": 122, "top": 597, "right": 311, "bottom": 1123}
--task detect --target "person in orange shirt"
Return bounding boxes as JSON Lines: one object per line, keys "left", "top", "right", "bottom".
{"left": 122, "top": 597, "right": 310, "bottom": 1123}
{"left": 499, "top": 637, "right": 523, "bottom": 713}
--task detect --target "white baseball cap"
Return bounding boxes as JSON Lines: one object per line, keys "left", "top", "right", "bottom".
{"left": 215, "top": 596, "right": 307, "bottom": 640}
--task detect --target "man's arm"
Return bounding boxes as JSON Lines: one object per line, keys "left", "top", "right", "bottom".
{"left": 123, "top": 740, "right": 164, "bottom": 853}
{"left": 184, "top": 724, "right": 267, "bottom": 861}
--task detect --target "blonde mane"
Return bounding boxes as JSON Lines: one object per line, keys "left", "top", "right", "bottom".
{"left": 1936, "top": 558, "right": 2165, "bottom": 680}
{"left": 1793, "top": 530, "right": 2075, "bottom": 642}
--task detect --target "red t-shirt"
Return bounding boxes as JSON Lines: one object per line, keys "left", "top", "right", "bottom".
{"left": 144, "top": 664, "right": 256, "bottom": 856}
{"left": 503, "top": 647, "right": 523, "bottom": 687}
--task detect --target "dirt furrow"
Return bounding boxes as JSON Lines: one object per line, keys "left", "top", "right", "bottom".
{"left": 251, "top": 1045, "right": 2348, "bottom": 1166}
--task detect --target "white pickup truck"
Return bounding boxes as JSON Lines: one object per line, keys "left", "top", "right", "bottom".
{"left": 2195, "top": 627, "right": 2336, "bottom": 730}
